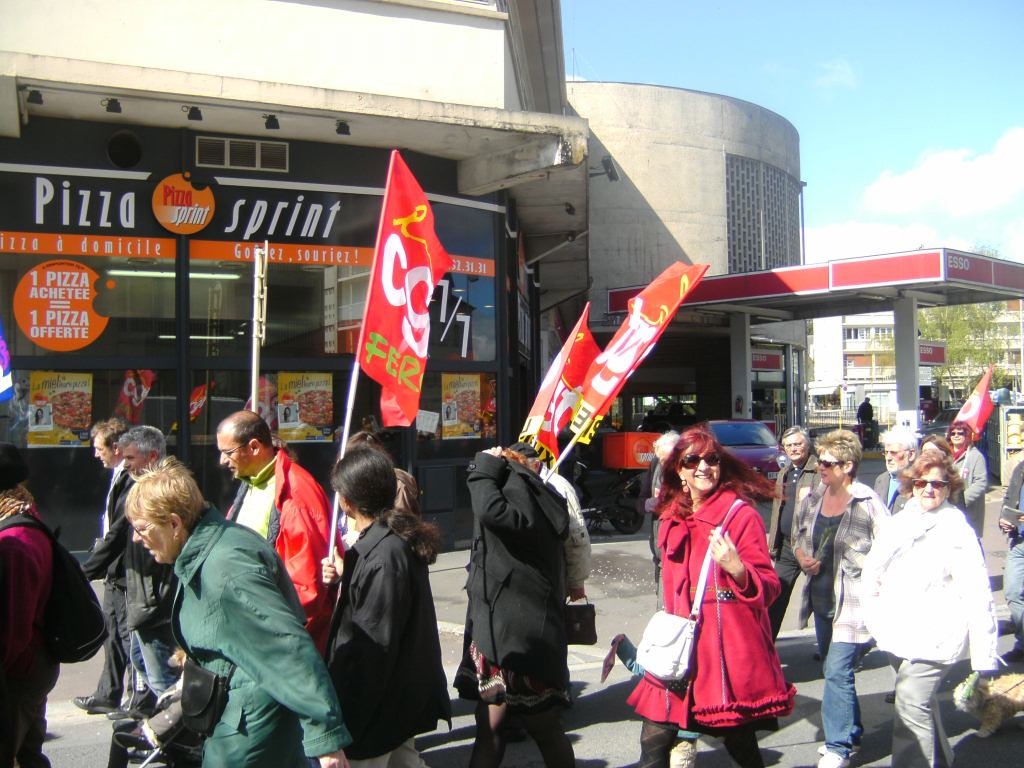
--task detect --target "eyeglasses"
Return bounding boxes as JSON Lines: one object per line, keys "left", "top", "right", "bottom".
{"left": 883, "top": 449, "right": 907, "bottom": 456}
{"left": 680, "top": 453, "right": 721, "bottom": 470}
{"left": 219, "top": 444, "right": 245, "bottom": 457}
{"left": 817, "top": 459, "right": 844, "bottom": 469}
{"left": 131, "top": 521, "right": 155, "bottom": 536}
{"left": 949, "top": 430, "right": 967, "bottom": 437}
{"left": 913, "top": 478, "right": 950, "bottom": 490}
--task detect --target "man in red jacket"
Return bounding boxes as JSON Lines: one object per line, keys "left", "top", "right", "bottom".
{"left": 216, "top": 410, "right": 337, "bottom": 654}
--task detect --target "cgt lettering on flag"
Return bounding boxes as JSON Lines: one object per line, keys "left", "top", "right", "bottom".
{"left": 356, "top": 151, "right": 452, "bottom": 426}
{"left": 569, "top": 262, "right": 708, "bottom": 444}
{"left": 518, "top": 303, "right": 600, "bottom": 463}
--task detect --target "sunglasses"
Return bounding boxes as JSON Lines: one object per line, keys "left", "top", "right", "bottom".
{"left": 817, "top": 459, "right": 844, "bottom": 469}
{"left": 913, "top": 478, "right": 950, "bottom": 490}
{"left": 949, "top": 430, "right": 967, "bottom": 437}
{"left": 680, "top": 453, "right": 721, "bottom": 470}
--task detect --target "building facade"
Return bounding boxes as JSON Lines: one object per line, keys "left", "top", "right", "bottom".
{"left": 0, "top": 0, "right": 588, "bottom": 550}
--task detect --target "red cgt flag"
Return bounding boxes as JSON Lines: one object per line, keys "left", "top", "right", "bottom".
{"left": 357, "top": 151, "right": 452, "bottom": 426}
{"left": 953, "top": 364, "right": 994, "bottom": 437}
{"left": 569, "top": 262, "right": 708, "bottom": 444}
{"left": 519, "top": 303, "right": 601, "bottom": 464}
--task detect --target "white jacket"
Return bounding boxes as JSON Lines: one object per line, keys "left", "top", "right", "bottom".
{"left": 863, "top": 498, "right": 999, "bottom": 670}
{"left": 546, "top": 471, "right": 592, "bottom": 589}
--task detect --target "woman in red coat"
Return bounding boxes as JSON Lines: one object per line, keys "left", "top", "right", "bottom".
{"left": 628, "top": 425, "right": 795, "bottom": 767}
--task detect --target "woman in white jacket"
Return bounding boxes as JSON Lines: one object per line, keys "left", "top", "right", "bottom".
{"left": 863, "top": 452, "right": 999, "bottom": 768}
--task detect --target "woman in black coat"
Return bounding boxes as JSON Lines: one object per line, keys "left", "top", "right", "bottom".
{"left": 324, "top": 447, "right": 450, "bottom": 764}
{"left": 456, "top": 445, "right": 574, "bottom": 768}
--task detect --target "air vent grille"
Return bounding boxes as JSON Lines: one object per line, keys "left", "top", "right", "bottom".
{"left": 195, "top": 137, "right": 289, "bottom": 172}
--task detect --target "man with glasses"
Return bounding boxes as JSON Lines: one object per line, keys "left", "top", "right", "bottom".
{"left": 216, "top": 410, "right": 336, "bottom": 654}
{"left": 873, "top": 428, "right": 918, "bottom": 514}
{"left": 767, "top": 426, "right": 819, "bottom": 640}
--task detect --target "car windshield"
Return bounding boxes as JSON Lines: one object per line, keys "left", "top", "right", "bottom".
{"left": 710, "top": 422, "right": 777, "bottom": 447}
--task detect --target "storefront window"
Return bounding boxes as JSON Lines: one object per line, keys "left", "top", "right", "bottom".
{"left": 186, "top": 367, "right": 370, "bottom": 511}
{"left": 415, "top": 371, "right": 497, "bottom": 460}
{"left": 1, "top": 252, "right": 178, "bottom": 358}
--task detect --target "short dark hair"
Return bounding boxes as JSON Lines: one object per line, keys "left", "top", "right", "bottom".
{"left": 218, "top": 410, "right": 273, "bottom": 448}
{"left": 91, "top": 417, "right": 129, "bottom": 449}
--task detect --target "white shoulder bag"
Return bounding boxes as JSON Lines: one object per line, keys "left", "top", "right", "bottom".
{"left": 635, "top": 501, "right": 741, "bottom": 681}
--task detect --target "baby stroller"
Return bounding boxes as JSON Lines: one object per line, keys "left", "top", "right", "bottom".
{"left": 109, "top": 686, "right": 203, "bottom": 767}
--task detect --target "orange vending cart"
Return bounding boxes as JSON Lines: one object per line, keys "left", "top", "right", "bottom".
{"left": 602, "top": 432, "right": 660, "bottom": 470}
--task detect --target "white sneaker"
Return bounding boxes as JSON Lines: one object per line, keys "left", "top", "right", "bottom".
{"left": 818, "top": 744, "right": 860, "bottom": 757}
{"left": 817, "top": 751, "right": 850, "bottom": 768}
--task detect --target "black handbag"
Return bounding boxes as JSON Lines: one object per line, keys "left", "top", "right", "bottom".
{"left": 564, "top": 598, "right": 598, "bottom": 645}
{"left": 181, "top": 658, "right": 235, "bottom": 736}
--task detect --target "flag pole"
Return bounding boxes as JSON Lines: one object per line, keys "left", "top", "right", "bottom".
{"left": 249, "top": 240, "right": 269, "bottom": 412}
{"left": 329, "top": 360, "right": 362, "bottom": 546}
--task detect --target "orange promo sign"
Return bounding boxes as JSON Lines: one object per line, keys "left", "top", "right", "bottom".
{"left": 151, "top": 173, "right": 215, "bottom": 235}
{"left": 13, "top": 259, "right": 110, "bottom": 352}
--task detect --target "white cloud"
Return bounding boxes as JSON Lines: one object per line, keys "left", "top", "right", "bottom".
{"left": 863, "top": 127, "right": 1024, "bottom": 218}
{"left": 814, "top": 58, "right": 858, "bottom": 89}
{"left": 1006, "top": 219, "right": 1024, "bottom": 263}
{"left": 804, "top": 220, "right": 971, "bottom": 263}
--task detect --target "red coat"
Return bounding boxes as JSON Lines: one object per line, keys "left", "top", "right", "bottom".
{"left": 628, "top": 489, "right": 795, "bottom": 729}
{"left": 272, "top": 451, "right": 338, "bottom": 655}
{"left": 0, "top": 508, "right": 53, "bottom": 676}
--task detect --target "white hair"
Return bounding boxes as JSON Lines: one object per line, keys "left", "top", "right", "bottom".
{"left": 654, "top": 431, "right": 680, "bottom": 451}
{"left": 879, "top": 427, "right": 919, "bottom": 453}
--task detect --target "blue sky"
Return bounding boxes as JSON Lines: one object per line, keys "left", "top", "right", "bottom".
{"left": 561, "top": 0, "right": 1024, "bottom": 263}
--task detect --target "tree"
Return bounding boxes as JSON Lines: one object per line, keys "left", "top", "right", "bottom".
{"left": 918, "top": 302, "right": 1004, "bottom": 398}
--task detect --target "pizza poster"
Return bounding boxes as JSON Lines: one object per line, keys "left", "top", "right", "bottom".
{"left": 441, "top": 373, "right": 482, "bottom": 440}
{"left": 13, "top": 260, "right": 110, "bottom": 352}
{"left": 27, "top": 371, "right": 93, "bottom": 447}
{"left": 277, "top": 372, "right": 333, "bottom": 442}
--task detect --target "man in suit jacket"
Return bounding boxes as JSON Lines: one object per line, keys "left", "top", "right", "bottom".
{"left": 767, "top": 425, "right": 819, "bottom": 640}
{"left": 874, "top": 427, "right": 918, "bottom": 514}
{"left": 74, "top": 418, "right": 132, "bottom": 715}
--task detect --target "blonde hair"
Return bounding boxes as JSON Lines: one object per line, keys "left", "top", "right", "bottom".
{"left": 125, "top": 456, "right": 206, "bottom": 532}
{"left": 815, "top": 429, "right": 863, "bottom": 475}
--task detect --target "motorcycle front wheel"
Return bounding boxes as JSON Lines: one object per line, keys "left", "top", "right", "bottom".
{"left": 608, "top": 504, "right": 644, "bottom": 534}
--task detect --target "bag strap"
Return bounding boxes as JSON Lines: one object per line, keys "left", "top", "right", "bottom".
{"left": 688, "top": 499, "right": 743, "bottom": 620}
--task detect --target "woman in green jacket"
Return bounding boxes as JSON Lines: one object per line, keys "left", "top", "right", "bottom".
{"left": 125, "top": 456, "right": 351, "bottom": 768}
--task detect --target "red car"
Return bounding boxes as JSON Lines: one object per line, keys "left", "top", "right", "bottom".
{"left": 707, "top": 419, "right": 786, "bottom": 480}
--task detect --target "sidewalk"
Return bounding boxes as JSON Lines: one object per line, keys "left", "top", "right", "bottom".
{"left": 42, "top": 479, "right": 1023, "bottom": 767}
{"left": 422, "top": 483, "right": 1022, "bottom": 767}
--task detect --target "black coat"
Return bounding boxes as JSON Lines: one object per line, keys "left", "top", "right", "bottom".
{"left": 82, "top": 473, "right": 176, "bottom": 628}
{"left": 82, "top": 469, "right": 133, "bottom": 585}
{"left": 464, "top": 452, "right": 569, "bottom": 688}
{"left": 326, "top": 520, "right": 450, "bottom": 760}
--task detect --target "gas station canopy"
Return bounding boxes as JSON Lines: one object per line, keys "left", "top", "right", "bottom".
{"left": 609, "top": 248, "right": 1024, "bottom": 324}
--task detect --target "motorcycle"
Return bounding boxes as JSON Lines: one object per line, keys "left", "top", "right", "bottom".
{"left": 572, "top": 460, "right": 645, "bottom": 534}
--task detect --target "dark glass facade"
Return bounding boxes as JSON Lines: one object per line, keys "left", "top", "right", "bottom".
{"left": 0, "top": 117, "right": 530, "bottom": 551}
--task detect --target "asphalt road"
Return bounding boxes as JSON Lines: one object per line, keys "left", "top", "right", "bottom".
{"left": 40, "top": 459, "right": 1024, "bottom": 767}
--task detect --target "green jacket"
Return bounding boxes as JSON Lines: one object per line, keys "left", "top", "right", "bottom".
{"left": 172, "top": 507, "right": 351, "bottom": 765}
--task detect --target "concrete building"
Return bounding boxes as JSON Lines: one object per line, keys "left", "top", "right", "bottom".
{"left": 562, "top": 81, "right": 808, "bottom": 429}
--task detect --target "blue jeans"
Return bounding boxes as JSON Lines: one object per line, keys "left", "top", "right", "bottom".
{"left": 1006, "top": 536, "right": 1024, "bottom": 652}
{"left": 813, "top": 607, "right": 834, "bottom": 659}
{"left": 822, "top": 641, "right": 866, "bottom": 758}
{"left": 131, "top": 625, "right": 179, "bottom": 695}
